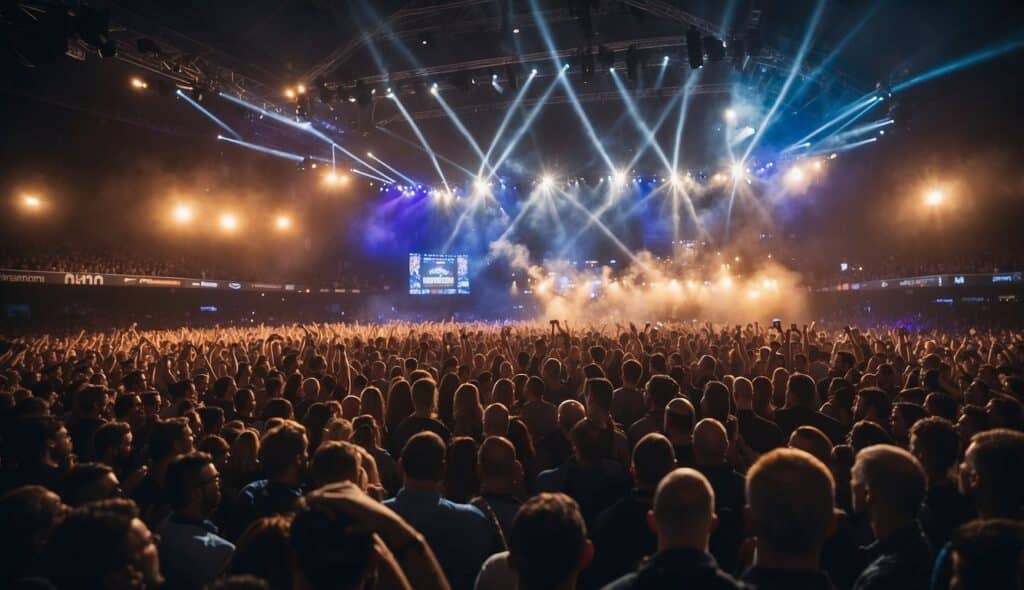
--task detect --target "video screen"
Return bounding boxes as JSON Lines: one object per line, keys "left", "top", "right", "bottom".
{"left": 409, "top": 253, "right": 470, "bottom": 295}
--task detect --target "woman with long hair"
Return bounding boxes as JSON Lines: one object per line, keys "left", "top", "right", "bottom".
{"left": 223, "top": 429, "right": 261, "bottom": 499}
{"left": 384, "top": 379, "right": 413, "bottom": 435}
{"left": 359, "top": 387, "right": 387, "bottom": 436}
{"left": 351, "top": 414, "right": 399, "bottom": 496}
{"left": 452, "top": 383, "right": 484, "bottom": 441}
{"left": 506, "top": 417, "right": 537, "bottom": 492}
{"left": 437, "top": 372, "right": 461, "bottom": 429}
{"left": 443, "top": 436, "right": 480, "bottom": 504}
{"left": 301, "top": 402, "right": 334, "bottom": 453}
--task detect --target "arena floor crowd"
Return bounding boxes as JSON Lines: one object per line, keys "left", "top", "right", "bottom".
{"left": 0, "top": 320, "right": 1021, "bottom": 590}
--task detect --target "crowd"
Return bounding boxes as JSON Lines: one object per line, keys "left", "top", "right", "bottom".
{"left": 0, "top": 319, "right": 1022, "bottom": 590}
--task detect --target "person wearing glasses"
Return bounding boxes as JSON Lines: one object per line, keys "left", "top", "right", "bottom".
{"left": 156, "top": 451, "right": 234, "bottom": 590}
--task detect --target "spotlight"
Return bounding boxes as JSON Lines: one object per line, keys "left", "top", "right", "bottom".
{"left": 531, "top": 68, "right": 538, "bottom": 75}
{"left": 663, "top": 55, "right": 669, "bottom": 64}
{"left": 284, "top": 87, "right": 296, "bottom": 99}
{"left": 670, "top": 172, "right": 683, "bottom": 187}
{"left": 430, "top": 82, "right": 439, "bottom": 94}
{"left": 130, "top": 77, "right": 148, "bottom": 90}
{"left": 474, "top": 178, "right": 490, "bottom": 193}
{"left": 539, "top": 175, "right": 554, "bottom": 190}
{"left": 730, "top": 162, "right": 745, "bottom": 179}
{"left": 275, "top": 215, "right": 291, "bottom": 230}
{"left": 219, "top": 213, "right": 238, "bottom": 231}
{"left": 513, "top": 28, "right": 520, "bottom": 34}
{"left": 22, "top": 195, "right": 42, "bottom": 209}
{"left": 723, "top": 108, "right": 737, "bottom": 123}
{"left": 924, "top": 188, "right": 944, "bottom": 207}
{"left": 172, "top": 204, "right": 193, "bottom": 223}
{"left": 812, "top": 160, "right": 823, "bottom": 171}
{"left": 612, "top": 170, "right": 628, "bottom": 186}
{"left": 296, "top": 84, "right": 306, "bottom": 94}
{"left": 784, "top": 166, "right": 806, "bottom": 186}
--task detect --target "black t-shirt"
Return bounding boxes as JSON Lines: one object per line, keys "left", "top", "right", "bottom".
{"left": 388, "top": 415, "right": 452, "bottom": 457}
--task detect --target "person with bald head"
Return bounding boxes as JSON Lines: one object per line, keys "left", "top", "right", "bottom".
{"left": 536, "top": 399, "right": 585, "bottom": 472}
{"left": 663, "top": 397, "right": 697, "bottom": 468}
{"left": 734, "top": 376, "right": 784, "bottom": 454}
{"left": 742, "top": 448, "right": 838, "bottom": 590}
{"left": 587, "top": 433, "right": 677, "bottom": 588}
{"left": 470, "top": 436, "right": 523, "bottom": 545}
{"left": 604, "top": 468, "right": 746, "bottom": 589}
{"left": 693, "top": 418, "right": 746, "bottom": 574}
{"left": 850, "top": 445, "right": 933, "bottom": 590}
{"left": 482, "top": 403, "right": 510, "bottom": 438}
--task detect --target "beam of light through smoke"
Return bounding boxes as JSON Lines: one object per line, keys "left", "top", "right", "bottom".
{"left": 176, "top": 90, "right": 241, "bottom": 139}
{"left": 216, "top": 135, "right": 304, "bottom": 162}
{"left": 742, "top": 0, "right": 827, "bottom": 163}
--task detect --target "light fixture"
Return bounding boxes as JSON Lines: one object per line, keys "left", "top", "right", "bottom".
{"left": 130, "top": 77, "right": 148, "bottom": 90}
{"left": 219, "top": 213, "right": 238, "bottom": 231}
{"left": 172, "top": 204, "right": 193, "bottom": 223}
{"left": 275, "top": 215, "right": 291, "bottom": 230}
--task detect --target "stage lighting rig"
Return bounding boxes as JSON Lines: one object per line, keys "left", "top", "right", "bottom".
{"left": 580, "top": 48, "right": 595, "bottom": 83}
{"left": 685, "top": 27, "right": 703, "bottom": 69}
{"left": 597, "top": 46, "right": 615, "bottom": 71}
{"left": 73, "top": 4, "right": 116, "bottom": 57}
{"left": 130, "top": 76, "right": 149, "bottom": 90}
{"left": 626, "top": 45, "right": 639, "bottom": 82}
{"left": 506, "top": 64, "right": 519, "bottom": 90}
{"left": 703, "top": 36, "right": 725, "bottom": 61}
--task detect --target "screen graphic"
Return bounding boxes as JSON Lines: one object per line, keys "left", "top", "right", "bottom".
{"left": 409, "top": 253, "right": 470, "bottom": 295}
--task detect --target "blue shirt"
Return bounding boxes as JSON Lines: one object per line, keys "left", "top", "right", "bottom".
{"left": 384, "top": 487, "right": 500, "bottom": 590}
{"left": 230, "top": 479, "right": 303, "bottom": 539}
{"left": 156, "top": 514, "right": 235, "bottom": 590}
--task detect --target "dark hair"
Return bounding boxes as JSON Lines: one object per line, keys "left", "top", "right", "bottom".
{"left": 165, "top": 451, "right": 214, "bottom": 510}
{"left": 198, "top": 405, "right": 225, "bottom": 435}
{"left": 443, "top": 437, "right": 480, "bottom": 503}
{"left": 231, "top": 515, "right": 293, "bottom": 590}
{"left": 701, "top": 381, "right": 731, "bottom": 423}
{"left": 168, "top": 379, "right": 194, "bottom": 400}
{"left": 857, "top": 387, "right": 891, "bottom": 419}
{"left": 925, "top": 392, "right": 958, "bottom": 421}
{"left": 149, "top": 417, "right": 192, "bottom": 462}
{"left": 622, "top": 359, "right": 643, "bottom": 384}
{"left": 633, "top": 434, "right": 676, "bottom": 488}
{"left": 310, "top": 441, "right": 361, "bottom": 487}
{"left": 260, "top": 398, "right": 294, "bottom": 422}
{"left": 848, "top": 420, "right": 893, "bottom": 454}
{"left": 0, "top": 485, "right": 65, "bottom": 585}
{"left": 509, "top": 493, "right": 588, "bottom": 590}
{"left": 92, "top": 421, "right": 130, "bottom": 461}
{"left": 44, "top": 500, "right": 142, "bottom": 589}
{"left": 949, "top": 519, "right": 1024, "bottom": 590}
{"left": 585, "top": 378, "right": 614, "bottom": 413}
{"left": 788, "top": 374, "right": 818, "bottom": 407}
{"left": 909, "top": 417, "right": 959, "bottom": 475}
{"left": 259, "top": 422, "right": 307, "bottom": 479}
{"left": 59, "top": 462, "right": 117, "bottom": 507}
{"left": 969, "top": 429, "right": 1024, "bottom": 515}
{"left": 570, "top": 418, "right": 606, "bottom": 466}
{"left": 9, "top": 417, "right": 62, "bottom": 463}
{"left": 646, "top": 375, "right": 679, "bottom": 409}
{"left": 401, "top": 431, "right": 446, "bottom": 481}
{"left": 291, "top": 494, "right": 374, "bottom": 590}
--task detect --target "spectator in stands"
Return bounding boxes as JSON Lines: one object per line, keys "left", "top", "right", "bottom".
{"left": 909, "top": 417, "right": 974, "bottom": 548}
{"left": 470, "top": 436, "right": 523, "bottom": 545}
{"left": 663, "top": 397, "right": 697, "bottom": 467}
{"left": 132, "top": 417, "right": 195, "bottom": 524}
{"left": 535, "top": 418, "right": 631, "bottom": 527}
{"left": 628, "top": 374, "right": 679, "bottom": 449}
{"left": 519, "top": 376, "right": 557, "bottom": 442}
{"left": 385, "top": 432, "right": 499, "bottom": 590}
{"left": 157, "top": 451, "right": 234, "bottom": 589}
{"left": 775, "top": 373, "right": 847, "bottom": 445}
{"left": 293, "top": 482, "right": 449, "bottom": 590}
{"left": 3, "top": 417, "right": 73, "bottom": 492}
{"left": 613, "top": 359, "right": 646, "bottom": 430}
{"left": 232, "top": 421, "right": 307, "bottom": 539}
{"left": 536, "top": 399, "right": 585, "bottom": 472}
{"left": 605, "top": 468, "right": 746, "bottom": 589}
{"left": 389, "top": 379, "right": 452, "bottom": 458}
{"left": 502, "top": 493, "right": 592, "bottom": 590}
{"left": 849, "top": 445, "right": 933, "bottom": 590}
{"left": 853, "top": 388, "right": 892, "bottom": 432}
{"left": 948, "top": 519, "right": 1024, "bottom": 590}
{"left": 44, "top": 499, "right": 163, "bottom": 590}
{"left": 482, "top": 403, "right": 510, "bottom": 438}
{"left": 229, "top": 516, "right": 293, "bottom": 590}
{"left": 0, "top": 485, "right": 65, "bottom": 586}
{"left": 734, "top": 376, "right": 784, "bottom": 454}
{"left": 693, "top": 418, "right": 746, "bottom": 574}
{"left": 742, "top": 448, "right": 837, "bottom": 589}
{"left": 59, "top": 462, "right": 121, "bottom": 506}
{"left": 588, "top": 433, "right": 676, "bottom": 588}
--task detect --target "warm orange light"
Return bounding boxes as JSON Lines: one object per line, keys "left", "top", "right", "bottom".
{"left": 284, "top": 88, "right": 296, "bottom": 99}
{"left": 130, "top": 77, "right": 148, "bottom": 90}
{"left": 275, "top": 215, "right": 291, "bottom": 230}
{"left": 924, "top": 188, "right": 944, "bottom": 207}
{"left": 172, "top": 204, "right": 193, "bottom": 223}
{"left": 219, "top": 213, "right": 238, "bottom": 231}
{"left": 23, "top": 195, "right": 42, "bottom": 208}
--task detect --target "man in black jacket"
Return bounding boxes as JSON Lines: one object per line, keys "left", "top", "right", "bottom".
{"left": 774, "top": 374, "right": 847, "bottom": 445}
{"left": 604, "top": 468, "right": 746, "bottom": 589}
